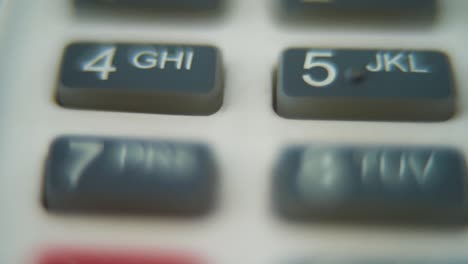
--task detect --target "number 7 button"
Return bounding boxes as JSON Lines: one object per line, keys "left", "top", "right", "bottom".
{"left": 44, "top": 136, "right": 217, "bottom": 216}
{"left": 275, "top": 48, "right": 456, "bottom": 121}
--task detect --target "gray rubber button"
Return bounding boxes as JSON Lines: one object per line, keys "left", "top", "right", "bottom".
{"left": 276, "top": 49, "right": 455, "bottom": 121}
{"left": 44, "top": 136, "right": 217, "bottom": 216}
{"left": 273, "top": 145, "right": 467, "bottom": 224}
{"left": 291, "top": 259, "right": 468, "bottom": 264}
{"left": 58, "top": 43, "right": 223, "bottom": 115}
{"left": 92, "top": 0, "right": 221, "bottom": 9}
{"left": 282, "top": 0, "right": 436, "bottom": 12}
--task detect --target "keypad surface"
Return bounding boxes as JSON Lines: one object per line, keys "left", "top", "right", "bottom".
{"left": 1, "top": 1, "right": 468, "bottom": 264}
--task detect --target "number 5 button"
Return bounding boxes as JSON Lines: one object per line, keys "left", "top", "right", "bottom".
{"left": 57, "top": 43, "right": 223, "bottom": 115}
{"left": 275, "top": 48, "right": 456, "bottom": 121}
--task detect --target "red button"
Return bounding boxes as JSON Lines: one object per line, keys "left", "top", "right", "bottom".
{"left": 40, "top": 248, "right": 203, "bottom": 264}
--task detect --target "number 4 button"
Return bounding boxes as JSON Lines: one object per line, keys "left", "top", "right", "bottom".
{"left": 58, "top": 42, "right": 224, "bottom": 115}
{"left": 82, "top": 46, "right": 117, "bottom": 80}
